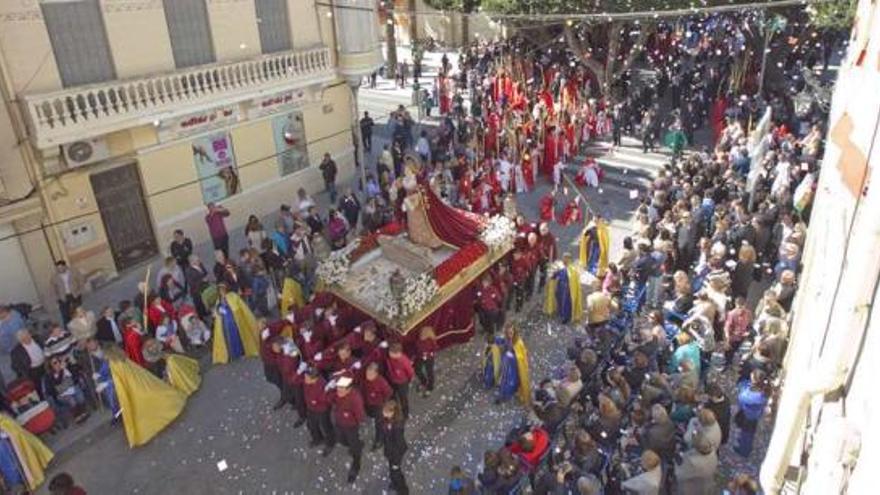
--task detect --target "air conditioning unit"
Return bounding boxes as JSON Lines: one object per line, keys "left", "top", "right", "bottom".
{"left": 61, "top": 138, "right": 110, "bottom": 169}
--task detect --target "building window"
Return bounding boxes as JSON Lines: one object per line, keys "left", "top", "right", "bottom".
{"left": 40, "top": 0, "right": 116, "bottom": 87}
{"left": 163, "top": 0, "right": 215, "bottom": 68}
{"left": 255, "top": 0, "right": 292, "bottom": 54}
{"left": 272, "top": 112, "right": 308, "bottom": 176}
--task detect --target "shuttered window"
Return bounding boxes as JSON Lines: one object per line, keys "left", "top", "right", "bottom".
{"left": 255, "top": 0, "right": 292, "bottom": 54}
{"left": 41, "top": 0, "right": 116, "bottom": 88}
{"left": 163, "top": 0, "right": 215, "bottom": 68}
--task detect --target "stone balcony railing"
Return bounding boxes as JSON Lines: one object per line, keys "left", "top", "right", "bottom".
{"left": 21, "top": 47, "right": 335, "bottom": 149}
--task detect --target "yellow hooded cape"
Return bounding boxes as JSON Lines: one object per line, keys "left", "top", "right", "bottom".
{"left": 212, "top": 291, "right": 260, "bottom": 364}
{"left": 109, "top": 354, "right": 187, "bottom": 448}
{"left": 513, "top": 337, "right": 531, "bottom": 405}
{"left": 578, "top": 219, "right": 611, "bottom": 277}
{"left": 165, "top": 354, "right": 201, "bottom": 397}
{"left": 543, "top": 263, "right": 583, "bottom": 323}
{"left": 488, "top": 337, "right": 531, "bottom": 406}
{"left": 280, "top": 277, "right": 305, "bottom": 315}
{"left": 0, "top": 414, "right": 54, "bottom": 490}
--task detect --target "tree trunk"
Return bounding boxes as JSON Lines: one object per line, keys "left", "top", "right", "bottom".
{"left": 565, "top": 21, "right": 653, "bottom": 102}
{"left": 603, "top": 21, "right": 624, "bottom": 94}
{"left": 386, "top": 9, "right": 398, "bottom": 78}
{"left": 408, "top": 0, "right": 418, "bottom": 45}
{"left": 564, "top": 23, "right": 606, "bottom": 94}
{"left": 461, "top": 12, "right": 470, "bottom": 47}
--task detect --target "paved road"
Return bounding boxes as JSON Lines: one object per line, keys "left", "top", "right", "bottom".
{"left": 35, "top": 47, "right": 682, "bottom": 494}
{"left": 36, "top": 133, "right": 672, "bottom": 494}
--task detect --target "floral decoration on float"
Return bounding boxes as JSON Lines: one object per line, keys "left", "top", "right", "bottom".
{"left": 479, "top": 215, "right": 517, "bottom": 252}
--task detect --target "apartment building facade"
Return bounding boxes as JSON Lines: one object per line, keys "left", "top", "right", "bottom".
{"left": 0, "top": 0, "right": 381, "bottom": 310}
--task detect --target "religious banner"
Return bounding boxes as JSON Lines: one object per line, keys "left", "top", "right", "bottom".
{"left": 249, "top": 89, "right": 311, "bottom": 119}
{"left": 271, "top": 112, "right": 309, "bottom": 176}
{"left": 158, "top": 105, "right": 241, "bottom": 142}
{"left": 191, "top": 132, "right": 240, "bottom": 203}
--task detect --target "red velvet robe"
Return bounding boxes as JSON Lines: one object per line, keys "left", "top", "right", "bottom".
{"left": 147, "top": 300, "right": 177, "bottom": 330}
{"left": 539, "top": 194, "right": 555, "bottom": 222}
{"left": 485, "top": 112, "right": 500, "bottom": 156}
{"left": 123, "top": 326, "right": 145, "bottom": 367}
{"left": 522, "top": 154, "right": 535, "bottom": 190}
{"left": 710, "top": 96, "right": 728, "bottom": 144}
{"left": 540, "top": 90, "right": 555, "bottom": 119}
{"left": 543, "top": 131, "right": 558, "bottom": 178}
{"left": 565, "top": 123, "right": 576, "bottom": 157}
{"left": 439, "top": 76, "right": 451, "bottom": 114}
{"left": 558, "top": 199, "right": 583, "bottom": 226}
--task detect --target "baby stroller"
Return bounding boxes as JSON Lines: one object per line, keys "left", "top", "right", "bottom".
{"left": 5, "top": 379, "right": 56, "bottom": 435}
{"left": 179, "top": 304, "right": 211, "bottom": 347}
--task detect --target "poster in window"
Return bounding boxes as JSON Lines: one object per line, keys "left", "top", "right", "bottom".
{"left": 191, "top": 132, "right": 240, "bottom": 203}
{"left": 272, "top": 112, "right": 308, "bottom": 176}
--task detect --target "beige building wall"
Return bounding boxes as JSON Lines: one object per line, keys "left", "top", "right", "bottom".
{"left": 290, "top": 0, "right": 323, "bottom": 49}
{"left": 0, "top": 84, "right": 31, "bottom": 200}
{"left": 102, "top": 0, "right": 175, "bottom": 78}
{"left": 138, "top": 82, "right": 354, "bottom": 258}
{"left": 0, "top": 0, "right": 364, "bottom": 311}
{"left": 0, "top": 5, "right": 62, "bottom": 93}
{"left": 208, "top": 0, "right": 262, "bottom": 61}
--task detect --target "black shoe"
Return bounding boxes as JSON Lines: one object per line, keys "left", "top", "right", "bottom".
{"left": 371, "top": 442, "right": 382, "bottom": 451}
{"left": 293, "top": 418, "right": 306, "bottom": 428}
{"left": 347, "top": 467, "right": 359, "bottom": 483}
{"left": 321, "top": 446, "right": 334, "bottom": 457}
{"left": 272, "top": 398, "right": 286, "bottom": 411}
{"left": 309, "top": 439, "right": 322, "bottom": 448}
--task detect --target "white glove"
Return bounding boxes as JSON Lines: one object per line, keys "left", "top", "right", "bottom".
{"left": 325, "top": 379, "right": 337, "bottom": 391}
{"left": 314, "top": 352, "right": 323, "bottom": 361}
{"left": 354, "top": 326, "right": 362, "bottom": 334}
{"left": 352, "top": 361, "right": 362, "bottom": 370}
{"left": 296, "top": 362, "right": 308, "bottom": 374}
{"left": 261, "top": 328, "right": 270, "bottom": 340}
{"left": 285, "top": 313, "right": 295, "bottom": 323}
{"left": 379, "top": 341, "right": 389, "bottom": 349}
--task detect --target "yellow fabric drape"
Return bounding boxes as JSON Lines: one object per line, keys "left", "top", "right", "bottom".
{"left": 490, "top": 344, "right": 502, "bottom": 384}
{"left": 544, "top": 264, "right": 582, "bottom": 322}
{"left": 567, "top": 264, "right": 583, "bottom": 323}
{"left": 279, "top": 277, "right": 305, "bottom": 315}
{"left": 513, "top": 337, "right": 531, "bottom": 405}
{"left": 212, "top": 292, "right": 260, "bottom": 365}
{"left": 165, "top": 354, "right": 201, "bottom": 397}
{"left": 543, "top": 276, "right": 558, "bottom": 316}
{"left": 596, "top": 220, "right": 611, "bottom": 277}
{"left": 0, "top": 414, "right": 53, "bottom": 490}
{"left": 578, "top": 220, "right": 611, "bottom": 278}
{"left": 109, "top": 356, "right": 187, "bottom": 448}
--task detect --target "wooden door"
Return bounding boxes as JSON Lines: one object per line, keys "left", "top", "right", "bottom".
{"left": 90, "top": 163, "right": 158, "bottom": 271}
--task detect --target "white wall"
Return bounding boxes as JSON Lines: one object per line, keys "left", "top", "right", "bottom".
{"left": 759, "top": 0, "right": 880, "bottom": 492}
{"left": 0, "top": 223, "right": 40, "bottom": 306}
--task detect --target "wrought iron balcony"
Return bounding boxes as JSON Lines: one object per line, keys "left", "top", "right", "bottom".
{"left": 21, "top": 47, "right": 335, "bottom": 149}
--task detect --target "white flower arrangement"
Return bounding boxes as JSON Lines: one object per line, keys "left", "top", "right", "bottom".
{"left": 376, "top": 272, "right": 439, "bottom": 322}
{"left": 479, "top": 214, "right": 517, "bottom": 251}
{"left": 400, "top": 273, "right": 439, "bottom": 318}
{"left": 316, "top": 251, "right": 351, "bottom": 286}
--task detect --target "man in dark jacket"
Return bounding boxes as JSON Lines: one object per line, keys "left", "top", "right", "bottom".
{"left": 319, "top": 153, "right": 338, "bottom": 203}
{"left": 338, "top": 189, "right": 361, "bottom": 230}
{"left": 11, "top": 330, "right": 46, "bottom": 391}
{"left": 184, "top": 254, "right": 210, "bottom": 317}
{"left": 169, "top": 230, "right": 193, "bottom": 272}
{"left": 359, "top": 112, "right": 374, "bottom": 153}
{"left": 704, "top": 382, "right": 732, "bottom": 444}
